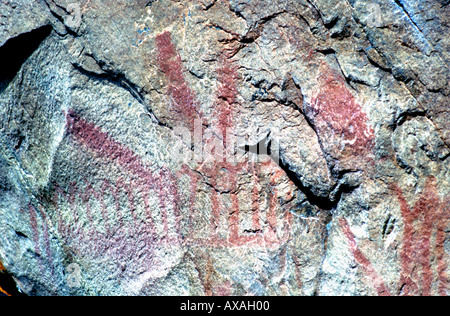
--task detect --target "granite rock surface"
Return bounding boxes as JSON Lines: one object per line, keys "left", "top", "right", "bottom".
{"left": 0, "top": 0, "right": 448, "bottom": 296}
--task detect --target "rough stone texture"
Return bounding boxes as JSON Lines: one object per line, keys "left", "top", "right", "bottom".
{"left": 0, "top": 0, "right": 448, "bottom": 296}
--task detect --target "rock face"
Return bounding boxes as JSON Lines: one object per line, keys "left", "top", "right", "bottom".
{"left": 0, "top": 0, "right": 448, "bottom": 296}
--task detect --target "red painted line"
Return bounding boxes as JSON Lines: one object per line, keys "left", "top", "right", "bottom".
{"left": 28, "top": 204, "right": 45, "bottom": 275}
{"left": 53, "top": 182, "right": 80, "bottom": 240}
{"left": 166, "top": 170, "right": 183, "bottom": 241}
{"left": 392, "top": 183, "right": 419, "bottom": 295}
{"left": 251, "top": 165, "right": 263, "bottom": 245}
{"left": 291, "top": 253, "right": 304, "bottom": 291}
{"left": 28, "top": 204, "right": 40, "bottom": 255}
{"left": 60, "top": 33, "right": 296, "bottom": 256}
{"left": 339, "top": 217, "right": 391, "bottom": 296}
{"left": 213, "top": 56, "right": 239, "bottom": 146}
{"left": 100, "top": 180, "right": 115, "bottom": 236}
{"left": 69, "top": 182, "right": 80, "bottom": 230}
{"left": 436, "top": 217, "right": 449, "bottom": 296}
{"left": 213, "top": 280, "right": 232, "bottom": 296}
{"left": 392, "top": 177, "right": 448, "bottom": 296}
{"left": 436, "top": 195, "right": 449, "bottom": 296}
{"left": 155, "top": 31, "right": 200, "bottom": 127}
{"left": 260, "top": 183, "right": 279, "bottom": 248}
{"left": 137, "top": 184, "right": 156, "bottom": 236}
{"left": 154, "top": 31, "right": 291, "bottom": 249}
{"left": 66, "top": 109, "right": 179, "bottom": 215}
{"left": 310, "top": 65, "right": 375, "bottom": 157}
{"left": 63, "top": 110, "right": 185, "bottom": 267}
{"left": 176, "top": 165, "right": 200, "bottom": 243}
{"left": 67, "top": 110, "right": 154, "bottom": 180}
{"left": 414, "top": 181, "right": 437, "bottom": 296}
{"left": 52, "top": 185, "right": 67, "bottom": 238}
{"left": 81, "top": 179, "right": 96, "bottom": 226}
{"left": 40, "top": 209, "right": 54, "bottom": 277}
{"left": 418, "top": 177, "right": 448, "bottom": 296}
{"left": 124, "top": 178, "right": 140, "bottom": 237}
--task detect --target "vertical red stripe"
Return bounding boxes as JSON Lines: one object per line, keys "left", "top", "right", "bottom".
{"left": 392, "top": 184, "right": 419, "bottom": 295}
{"left": 155, "top": 31, "right": 199, "bottom": 128}
{"left": 28, "top": 204, "right": 44, "bottom": 274}
{"left": 436, "top": 196, "right": 449, "bottom": 295}
{"left": 339, "top": 217, "right": 391, "bottom": 296}
{"left": 40, "top": 209, "right": 54, "bottom": 277}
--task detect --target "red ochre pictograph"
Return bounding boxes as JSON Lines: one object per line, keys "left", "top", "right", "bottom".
{"left": 26, "top": 32, "right": 297, "bottom": 294}
{"left": 155, "top": 31, "right": 200, "bottom": 128}
{"left": 154, "top": 30, "right": 294, "bottom": 250}
{"left": 339, "top": 217, "right": 391, "bottom": 296}
{"left": 340, "top": 177, "right": 449, "bottom": 296}
{"left": 309, "top": 62, "right": 375, "bottom": 160}
{"left": 392, "top": 177, "right": 449, "bottom": 296}
{"left": 27, "top": 31, "right": 383, "bottom": 295}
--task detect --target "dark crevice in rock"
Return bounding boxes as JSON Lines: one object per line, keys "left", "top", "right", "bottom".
{"left": 224, "top": 8, "right": 287, "bottom": 48}
{"left": 363, "top": 49, "right": 393, "bottom": 74}
{"left": 209, "top": 22, "right": 241, "bottom": 41}
{"left": 15, "top": 230, "right": 28, "bottom": 239}
{"left": 145, "top": 0, "right": 158, "bottom": 7}
{"left": 200, "top": 175, "right": 227, "bottom": 195}
{"left": 259, "top": 10, "right": 288, "bottom": 26}
{"left": 416, "top": 75, "right": 448, "bottom": 96}
{"left": 304, "top": 0, "right": 322, "bottom": 23}
{"left": 243, "top": 10, "right": 288, "bottom": 43}
{"left": 360, "top": 4, "right": 447, "bottom": 97}
{"left": 72, "top": 61, "right": 171, "bottom": 130}
{"left": 0, "top": 25, "right": 53, "bottom": 93}
{"left": 322, "top": 210, "right": 333, "bottom": 249}
{"left": 316, "top": 47, "right": 336, "bottom": 55}
{"left": 395, "top": 109, "right": 427, "bottom": 127}
{"left": 288, "top": 11, "right": 312, "bottom": 30}
{"left": 277, "top": 77, "right": 305, "bottom": 112}
{"left": 277, "top": 157, "right": 338, "bottom": 211}
{"left": 237, "top": 133, "right": 342, "bottom": 211}
{"left": 324, "top": 16, "right": 339, "bottom": 30}
{"left": 394, "top": 155, "right": 417, "bottom": 176}
{"left": 330, "top": 169, "right": 363, "bottom": 200}
{"left": 240, "top": 134, "right": 273, "bottom": 157}
{"left": 228, "top": 3, "right": 247, "bottom": 22}
{"left": 0, "top": 164, "right": 12, "bottom": 192}
{"left": 269, "top": 81, "right": 341, "bottom": 188}
{"left": 381, "top": 214, "right": 396, "bottom": 239}
{"left": 322, "top": 50, "right": 374, "bottom": 89}
{"left": 188, "top": 69, "right": 205, "bottom": 79}
{"left": 363, "top": 38, "right": 449, "bottom": 147}
{"left": 202, "top": 0, "right": 217, "bottom": 11}
{"left": 0, "top": 270, "right": 26, "bottom": 296}
{"left": 41, "top": 0, "right": 80, "bottom": 37}
{"left": 297, "top": 106, "right": 339, "bottom": 182}
{"left": 248, "top": 83, "right": 354, "bottom": 211}
{"left": 393, "top": 0, "right": 428, "bottom": 42}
